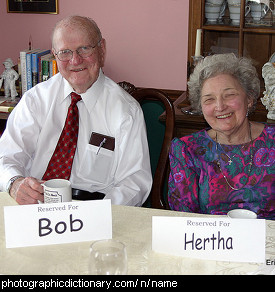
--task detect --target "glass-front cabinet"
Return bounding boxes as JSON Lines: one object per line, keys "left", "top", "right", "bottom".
{"left": 188, "top": 0, "right": 275, "bottom": 90}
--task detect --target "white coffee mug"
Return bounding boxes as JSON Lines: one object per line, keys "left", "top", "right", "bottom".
{"left": 205, "top": 1, "right": 226, "bottom": 23}
{"left": 249, "top": 1, "right": 269, "bottom": 22}
{"left": 228, "top": 0, "right": 251, "bottom": 25}
{"left": 43, "top": 179, "right": 72, "bottom": 204}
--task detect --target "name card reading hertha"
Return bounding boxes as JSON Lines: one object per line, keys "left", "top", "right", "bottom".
{"left": 152, "top": 216, "right": 265, "bottom": 263}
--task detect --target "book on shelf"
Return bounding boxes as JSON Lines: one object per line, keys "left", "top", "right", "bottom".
{"left": 26, "top": 49, "right": 41, "bottom": 90}
{"left": 19, "top": 48, "right": 58, "bottom": 95}
{"left": 31, "top": 49, "right": 51, "bottom": 86}
{"left": 41, "top": 53, "right": 57, "bottom": 81}
{"left": 17, "top": 58, "right": 22, "bottom": 97}
{"left": 20, "top": 49, "right": 39, "bottom": 95}
{"left": 0, "top": 98, "right": 19, "bottom": 113}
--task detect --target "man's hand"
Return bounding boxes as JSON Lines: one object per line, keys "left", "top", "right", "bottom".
{"left": 10, "top": 177, "right": 44, "bottom": 204}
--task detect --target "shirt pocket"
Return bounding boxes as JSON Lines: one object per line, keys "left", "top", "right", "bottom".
{"left": 79, "top": 144, "right": 114, "bottom": 184}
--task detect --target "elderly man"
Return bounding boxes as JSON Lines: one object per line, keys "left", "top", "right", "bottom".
{"left": 0, "top": 15, "right": 152, "bottom": 205}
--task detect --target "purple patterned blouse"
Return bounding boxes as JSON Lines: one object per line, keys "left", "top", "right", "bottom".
{"left": 168, "top": 124, "right": 275, "bottom": 219}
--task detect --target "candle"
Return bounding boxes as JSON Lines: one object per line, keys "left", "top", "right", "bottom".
{"left": 195, "top": 29, "right": 202, "bottom": 57}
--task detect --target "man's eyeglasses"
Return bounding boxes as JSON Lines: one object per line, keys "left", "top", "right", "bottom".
{"left": 54, "top": 39, "right": 102, "bottom": 62}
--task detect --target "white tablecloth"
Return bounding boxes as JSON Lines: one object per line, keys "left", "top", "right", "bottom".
{"left": 0, "top": 192, "right": 274, "bottom": 275}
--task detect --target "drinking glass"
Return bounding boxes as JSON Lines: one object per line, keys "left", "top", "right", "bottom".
{"left": 88, "top": 239, "right": 127, "bottom": 275}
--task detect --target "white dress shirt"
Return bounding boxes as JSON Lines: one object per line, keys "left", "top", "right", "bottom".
{"left": 0, "top": 70, "right": 152, "bottom": 206}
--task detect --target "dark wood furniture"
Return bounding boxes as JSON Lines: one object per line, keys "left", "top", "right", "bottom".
{"left": 0, "top": 112, "right": 10, "bottom": 120}
{"left": 0, "top": 98, "right": 20, "bottom": 135}
{"left": 188, "top": 0, "right": 275, "bottom": 89}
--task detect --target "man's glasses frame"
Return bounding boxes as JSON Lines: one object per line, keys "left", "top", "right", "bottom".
{"left": 54, "top": 38, "right": 102, "bottom": 62}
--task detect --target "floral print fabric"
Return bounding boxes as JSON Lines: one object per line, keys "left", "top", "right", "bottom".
{"left": 168, "top": 124, "right": 275, "bottom": 219}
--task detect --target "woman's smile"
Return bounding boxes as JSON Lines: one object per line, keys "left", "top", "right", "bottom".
{"left": 216, "top": 112, "right": 233, "bottom": 119}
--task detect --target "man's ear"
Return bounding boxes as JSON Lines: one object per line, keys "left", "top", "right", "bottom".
{"left": 99, "top": 38, "right": 106, "bottom": 67}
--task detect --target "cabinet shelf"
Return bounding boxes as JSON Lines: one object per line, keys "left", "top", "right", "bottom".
{"left": 188, "top": 0, "right": 275, "bottom": 89}
{"left": 243, "top": 27, "right": 275, "bottom": 33}
{"left": 203, "top": 24, "right": 275, "bottom": 34}
{"left": 202, "top": 25, "right": 242, "bottom": 32}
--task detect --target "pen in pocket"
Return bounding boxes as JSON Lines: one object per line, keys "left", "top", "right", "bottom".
{"left": 96, "top": 138, "right": 106, "bottom": 155}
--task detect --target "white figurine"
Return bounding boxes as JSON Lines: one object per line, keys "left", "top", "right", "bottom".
{"left": 261, "top": 62, "right": 275, "bottom": 120}
{"left": 0, "top": 58, "right": 19, "bottom": 99}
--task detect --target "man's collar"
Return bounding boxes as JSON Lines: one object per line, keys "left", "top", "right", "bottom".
{"left": 62, "top": 69, "right": 105, "bottom": 112}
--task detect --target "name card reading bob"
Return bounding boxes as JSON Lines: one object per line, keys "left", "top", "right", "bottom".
{"left": 4, "top": 200, "right": 112, "bottom": 248}
{"left": 152, "top": 216, "right": 265, "bottom": 263}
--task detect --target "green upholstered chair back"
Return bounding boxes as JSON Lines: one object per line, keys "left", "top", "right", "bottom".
{"left": 118, "top": 82, "right": 175, "bottom": 209}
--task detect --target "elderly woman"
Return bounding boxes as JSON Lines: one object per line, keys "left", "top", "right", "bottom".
{"left": 168, "top": 53, "right": 275, "bottom": 219}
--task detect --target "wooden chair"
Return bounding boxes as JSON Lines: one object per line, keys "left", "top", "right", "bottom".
{"left": 118, "top": 81, "right": 175, "bottom": 209}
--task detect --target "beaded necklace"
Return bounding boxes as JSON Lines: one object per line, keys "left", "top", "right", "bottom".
{"left": 215, "top": 123, "right": 254, "bottom": 191}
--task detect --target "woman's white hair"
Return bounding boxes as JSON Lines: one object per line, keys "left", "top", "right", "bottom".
{"left": 187, "top": 53, "right": 260, "bottom": 114}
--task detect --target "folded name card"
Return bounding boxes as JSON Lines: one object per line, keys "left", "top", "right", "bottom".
{"left": 152, "top": 216, "right": 265, "bottom": 263}
{"left": 4, "top": 200, "right": 112, "bottom": 248}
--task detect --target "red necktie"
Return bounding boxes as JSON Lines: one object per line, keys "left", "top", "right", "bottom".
{"left": 42, "top": 92, "right": 82, "bottom": 180}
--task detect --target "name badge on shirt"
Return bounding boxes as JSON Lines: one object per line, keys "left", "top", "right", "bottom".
{"left": 89, "top": 132, "right": 115, "bottom": 154}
